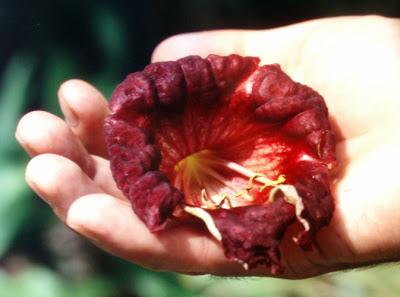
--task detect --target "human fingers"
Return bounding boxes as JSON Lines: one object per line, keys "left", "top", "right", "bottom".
{"left": 16, "top": 113, "right": 124, "bottom": 197}
{"left": 16, "top": 111, "right": 95, "bottom": 177}
{"left": 25, "top": 154, "right": 104, "bottom": 219}
{"left": 58, "top": 79, "right": 109, "bottom": 157}
{"left": 65, "top": 193, "right": 277, "bottom": 276}
{"left": 23, "top": 153, "right": 268, "bottom": 276}
{"left": 91, "top": 155, "right": 125, "bottom": 200}
{"left": 24, "top": 154, "right": 232, "bottom": 275}
{"left": 23, "top": 153, "right": 321, "bottom": 277}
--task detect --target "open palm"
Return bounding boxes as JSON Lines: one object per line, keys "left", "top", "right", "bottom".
{"left": 16, "top": 15, "right": 400, "bottom": 278}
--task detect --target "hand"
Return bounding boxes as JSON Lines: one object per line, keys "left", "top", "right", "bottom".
{"left": 16, "top": 15, "right": 400, "bottom": 278}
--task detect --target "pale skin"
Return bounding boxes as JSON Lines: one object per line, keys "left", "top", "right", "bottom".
{"left": 15, "top": 15, "right": 400, "bottom": 278}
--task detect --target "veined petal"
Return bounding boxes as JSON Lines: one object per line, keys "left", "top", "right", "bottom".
{"left": 105, "top": 54, "right": 337, "bottom": 274}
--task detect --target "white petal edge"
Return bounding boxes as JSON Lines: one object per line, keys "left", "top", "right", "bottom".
{"left": 184, "top": 206, "right": 222, "bottom": 241}
{"left": 270, "top": 184, "right": 310, "bottom": 232}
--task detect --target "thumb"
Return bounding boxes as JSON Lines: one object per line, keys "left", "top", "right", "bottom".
{"left": 150, "top": 21, "right": 318, "bottom": 67}
{"left": 151, "top": 30, "right": 249, "bottom": 62}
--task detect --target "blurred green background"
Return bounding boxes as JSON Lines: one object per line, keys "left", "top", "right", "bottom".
{"left": 1, "top": 1, "right": 400, "bottom": 296}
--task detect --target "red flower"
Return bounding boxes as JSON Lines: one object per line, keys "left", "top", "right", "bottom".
{"left": 104, "top": 54, "right": 336, "bottom": 274}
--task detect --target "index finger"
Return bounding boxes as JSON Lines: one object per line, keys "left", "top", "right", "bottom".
{"left": 58, "top": 79, "right": 109, "bottom": 158}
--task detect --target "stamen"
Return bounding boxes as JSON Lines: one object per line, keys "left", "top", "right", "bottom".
{"left": 173, "top": 149, "right": 286, "bottom": 207}
{"left": 218, "top": 159, "right": 258, "bottom": 178}
{"left": 218, "top": 194, "right": 233, "bottom": 209}
{"left": 260, "top": 174, "right": 286, "bottom": 191}
{"left": 247, "top": 173, "right": 264, "bottom": 190}
{"left": 201, "top": 189, "right": 210, "bottom": 203}
{"left": 208, "top": 154, "right": 282, "bottom": 188}
{"left": 201, "top": 165, "right": 244, "bottom": 195}
{"left": 234, "top": 189, "right": 254, "bottom": 201}
{"left": 201, "top": 189, "right": 218, "bottom": 209}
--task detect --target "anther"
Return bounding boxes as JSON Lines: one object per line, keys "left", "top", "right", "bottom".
{"left": 260, "top": 174, "right": 286, "bottom": 191}
{"left": 218, "top": 194, "right": 233, "bottom": 208}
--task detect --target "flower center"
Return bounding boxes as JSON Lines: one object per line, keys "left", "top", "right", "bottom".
{"left": 173, "top": 149, "right": 285, "bottom": 209}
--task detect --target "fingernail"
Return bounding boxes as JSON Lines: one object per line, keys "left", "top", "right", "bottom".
{"left": 28, "top": 179, "right": 54, "bottom": 208}
{"left": 15, "top": 132, "right": 36, "bottom": 156}
{"left": 58, "top": 82, "right": 79, "bottom": 127}
{"left": 60, "top": 102, "right": 79, "bottom": 127}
